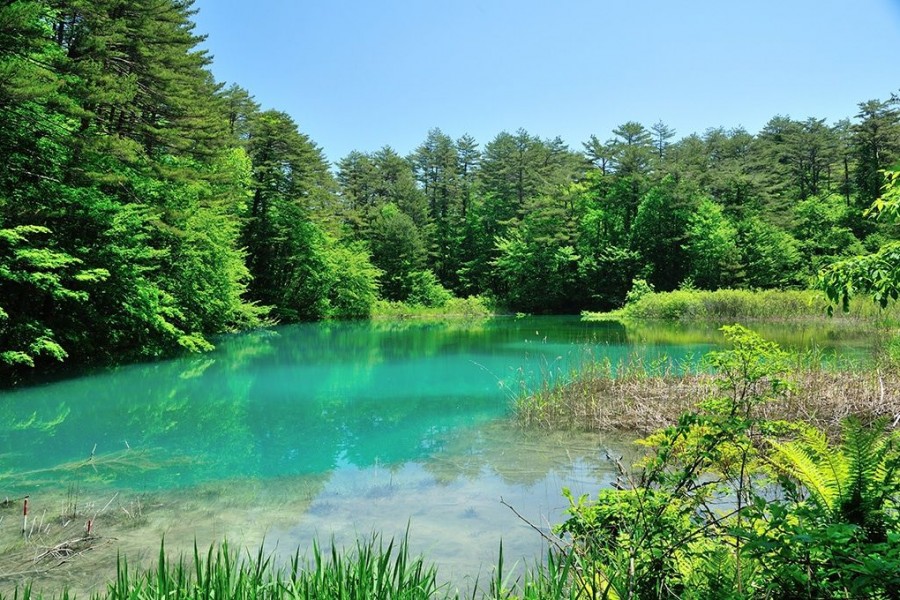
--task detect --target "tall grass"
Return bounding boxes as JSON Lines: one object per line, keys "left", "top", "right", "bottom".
{"left": 0, "top": 535, "right": 597, "bottom": 600}
{"left": 514, "top": 346, "right": 899, "bottom": 435}
{"left": 0, "top": 535, "right": 448, "bottom": 600}
{"left": 585, "top": 289, "right": 900, "bottom": 322}
{"left": 372, "top": 296, "right": 495, "bottom": 320}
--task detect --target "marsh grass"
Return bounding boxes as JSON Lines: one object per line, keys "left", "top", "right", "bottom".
{"left": 585, "top": 289, "right": 900, "bottom": 322}
{"left": 0, "top": 535, "right": 450, "bottom": 600}
{"left": 515, "top": 350, "right": 899, "bottom": 435}
{"left": 0, "top": 535, "right": 598, "bottom": 600}
{"left": 371, "top": 297, "right": 495, "bottom": 320}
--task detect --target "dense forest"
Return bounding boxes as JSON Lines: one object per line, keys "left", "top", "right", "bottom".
{"left": 1, "top": 0, "right": 899, "bottom": 384}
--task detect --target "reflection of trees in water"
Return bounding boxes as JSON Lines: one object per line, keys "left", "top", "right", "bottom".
{"left": 615, "top": 319, "right": 876, "bottom": 361}
{"left": 0, "top": 316, "right": 871, "bottom": 496}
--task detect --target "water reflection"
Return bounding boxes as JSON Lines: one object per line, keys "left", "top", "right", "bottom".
{"left": 0, "top": 317, "right": 874, "bottom": 494}
{"left": 0, "top": 316, "right": 876, "bottom": 594}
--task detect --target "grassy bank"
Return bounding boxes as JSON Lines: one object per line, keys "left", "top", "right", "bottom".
{"left": 1, "top": 535, "right": 586, "bottom": 600}
{"left": 371, "top": 296, "right": 496, "bottom": 320}
{"left": 515, "top": 330, "right": 900, "bottom": 435}
{"left": 584, "top": 289, "right": 900, "bottom": 322}
{"left": 516, "top": 364, "right": 898, "bottom": 435}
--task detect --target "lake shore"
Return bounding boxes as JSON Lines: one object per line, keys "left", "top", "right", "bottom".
{"left": 583, "top": 289, "right": 900, "bottom": 323}
{"left": 515, "top": 367, "right": 899, "bottom": 435}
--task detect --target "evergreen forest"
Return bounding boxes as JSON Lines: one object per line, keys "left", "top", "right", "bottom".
{"left": 2, "top": 0, "right": 899, "bottom": 385}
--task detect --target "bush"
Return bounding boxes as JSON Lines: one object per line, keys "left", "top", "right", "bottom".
{"left": 625, "top": 278, "right": 655, "bottom": 305}
{"left": 371, "top": 295, "right": 494, "bottom": 319}
{"left": 406, "top": 270, "right": 452, "bottom": 308}
{"left": 554, "top": 326, "right": 900, "bottom": 599}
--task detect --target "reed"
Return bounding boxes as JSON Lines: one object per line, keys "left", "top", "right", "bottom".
{"left": 0, "top": 535, "right": 606, "bottom": 600}
{"left": 585, "top": 289, "right": 900, "bottom": 322}
{"left": 515, "top": 355, "right": 899, "bottom": 435}
{"left": 105, "top": 533, "right": 452, "bottom": 600}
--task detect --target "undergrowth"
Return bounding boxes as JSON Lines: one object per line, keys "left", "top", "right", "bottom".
{"left": 372, "top": 296, "right": 495, "bottom": 319}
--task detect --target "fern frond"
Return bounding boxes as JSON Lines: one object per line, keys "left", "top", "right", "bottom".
{"left": 872, "top": 436, "right": 900, "bottom": 507}
{"left": 842, "top": 418, "right": 884, "bottom": 504}
{"left": 771, "top": 440, "right": 839, "bottom": 513}
{"left": 801, "top": 427, "right": 848, "bottom": 503}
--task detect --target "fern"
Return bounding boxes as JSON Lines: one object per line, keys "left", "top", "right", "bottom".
{"left": 771, "top": 438, "right": 841, "bottom": 513}
{"left": 802, "top": 426, "right": 848, "bottom": 508}
{"left": 771, "top": 418, "right": 900, "bottom": 542}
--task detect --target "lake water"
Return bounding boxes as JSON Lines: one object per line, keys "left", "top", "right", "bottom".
{"left": 0, "top": 316, "right": 874, "bottom": 594}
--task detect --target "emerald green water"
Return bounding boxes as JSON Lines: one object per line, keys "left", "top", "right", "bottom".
{"left": 0, "top": 316, "right": 875, "bottom": 592}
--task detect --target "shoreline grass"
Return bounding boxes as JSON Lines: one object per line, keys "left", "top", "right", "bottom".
{"left": 2, "top": 535, "right": 449, "bottom": 600}
{"left": 584, "top": 288, "right": 900, "bottom": 323}
{"left": 371, "top": 296, "right": 497, "bottom": 320}
{"left": 0, "top": 534, "right": 589, "bottom": 600}
{"left": 514, "top": 347, "right": 899, "bottom": 436}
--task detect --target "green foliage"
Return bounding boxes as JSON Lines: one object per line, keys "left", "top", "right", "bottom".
{"left": 745, "top": 419, "right": 900, "bottom": 598}
{"left": 822, "top": 242, "right": 900, "bottom": 311}
{"left": 0, "top": 224, "right": 93, "bottom": 373}
{"left": 370, "top": 203, "right": 429, "bottom": 302}
{"left": 685, "top": 198, "right": 741, "bottom": 289}
{"left": 493, "top": 228, "right": 580, "bottom": 313}
{"left": 630, "top": 177, "right": 698, "bottom": 291}
{"left": 888, "top": 333, "right": 900, "bottom": 367}
{"left": 371, "top": 295, "right": 493, "bottom": 319}
{"left": 614, "top": 289, "right": 822, "bottom": 321}
{"left": 555, "top": 325, "right": 790, "bottom": 599}
{"left": 822, "top": 171, "right": 900, "bottom": 311}
{"left": 794, "top": 194, "right": 866, "bottom": 273}
{"left": 321, "top": 240, "right": 382, "bottom": 319}
{"left": 853, "top": 99, "right": 900, "bottom": 213}
{"left": 625, "top": 278, "right": 654, "bottom": 305}
{"left": 553, "top": 327, "right": 900, "bottom": 599}
{"left": 405, "top": 270, "right": 452, "bottom": 308}
{"left": 738, "top": 217, "right": 803, "bottom": 289}
{"left": 97, "top": 535, "right": 449, "bottom": 600}
{"left": 769, "top": 419, "right": 900, "bottom": 536}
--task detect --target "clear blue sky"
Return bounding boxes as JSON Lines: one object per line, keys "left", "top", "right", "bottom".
{"left": 191, "top": 0, "right": 900, "bottom": 165}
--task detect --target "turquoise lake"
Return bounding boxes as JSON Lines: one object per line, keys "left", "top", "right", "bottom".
{"left": 0, "top": 316, "right": 876, "bottom": 593}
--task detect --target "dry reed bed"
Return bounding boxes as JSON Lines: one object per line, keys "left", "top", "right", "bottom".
{"left": 516, "top": 369, "right": 900, "bottom": 436}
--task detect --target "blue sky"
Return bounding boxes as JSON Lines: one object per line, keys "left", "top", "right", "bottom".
{"left": 192, "top": 0, "right": 900, "bottom": 165}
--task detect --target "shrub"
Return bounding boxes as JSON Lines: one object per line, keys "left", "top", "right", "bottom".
{"left": 406, "top": 270, "right": 452, "bottom": 308}
{"left": 554, "top": 326, "right": 900, "bottom": 599}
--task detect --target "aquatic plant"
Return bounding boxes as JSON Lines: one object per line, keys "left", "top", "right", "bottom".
{"left": 103, "top": 534, "right": 448, "bottom": 600}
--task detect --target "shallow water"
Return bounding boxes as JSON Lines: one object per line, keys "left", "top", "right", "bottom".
{"left": 0, "top": 316, "right": 875, "bottom": 594}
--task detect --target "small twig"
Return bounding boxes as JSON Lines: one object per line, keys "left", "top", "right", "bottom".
{"left": 499, "top": 497, "right": 568, "bottom": 553}
{"left": 90, "top": 443, "right": 98, "bottom": 473}
{"left": 95, "top": 492, "right": 119, "bottom": 518}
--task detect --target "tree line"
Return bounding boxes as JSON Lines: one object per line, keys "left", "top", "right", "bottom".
{"left": 1, "top": 0, "right": 898, "bottom": 383}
